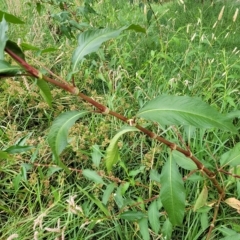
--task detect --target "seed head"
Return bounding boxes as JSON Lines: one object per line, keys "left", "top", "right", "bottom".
{"left": 218, "top": 6, "right": 225, "bottom": 21}
{"left": 233, "top": 8, "right": 239, "bottom": 22}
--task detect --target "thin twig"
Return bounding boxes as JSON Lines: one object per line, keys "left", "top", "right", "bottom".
{"left": 206, "top": 193, "right": 224, "bottom": 240}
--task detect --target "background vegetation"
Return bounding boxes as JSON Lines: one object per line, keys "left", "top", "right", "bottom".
{"left": 1, "top": 0, "right": 240, "bottom": 239}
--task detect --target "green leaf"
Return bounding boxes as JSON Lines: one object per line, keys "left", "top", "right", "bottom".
{"left": 36, "top": 79, "right": 52, "bottom": 107}
{"left": 148, "top": 200, "right": 160, "bottom": 233}
{"left": 218, "top": 226, "right": 238, "bottom": 237}
{"left": 12, "top": 173, "right": 22, "bottom": 191}
{"left": 220, "top": 234, "right": 240, "bottom": 240}
{"left": 138, "top": 218, "right": 150, "bottom": 240}
{"left": 114, "top": 188, "right": 124, "bottom": 209}
{"left": 46, "top": 166, "right": 62, "bottom": 177}
{"left": 102, "top": 182, "right": 116, "bottom": 205}
{"left": 147, "top": 9, "right": 153, "bottom": 24}
{"left": 120, "top": 211, "right": 146, "bottom": 221}
{"left": 172, "top": 150, "right": 197, "bottom": 170}
{"left": 6, "top": 40, "right": 25, "bottom": 60}
{"left": 129, "top": 166, "right": 145, "bottom": 177}
{"left": 47, "top": 110, "right": 89, "bottom": 172}
{"left": 162, "top": 218, "right": 173, "bottom": 240}
{"left": 0, "top": 60, "right": 22, "bottom": 75}
{"left": 20, "top": 42, "right": 40, "bottom": 51}
{"left": 0, "top": 17, "right": 8, "bottom": 60}
{"left": 193, "top": 185, "right": 208, "bottom": 212}
{"left": 91, "top": 144, "right": 102, "bottom": 168}
{"left": 4, "top": 145, "right": 33, "bottom": 154}
{"left": 72, "top": 25, "right": 145, "bottom": 72}
{"left": 200, "top": 213, "right": 209, "bottom": 230}
{"left": 226, "top": 110, "right": 240, "bottom": 120}
{"left": 77, "top": 185, "right": 110, "bottom": 217}
{"left": 41, "top": 47, "right": 58, "bottom": 54}
{"left": 121, "top": 182, "right": 130, "bottom": 195}
{"left": 82, "top": 169, "right": 105, "bottom": 185}
{"left": 36, "top": 3, "right": 42, "bottom": 14}
{"left": 0, "top": 11, "right": 25, "bottom": 24}
{"left": 137, "top": 95, "right": 237, "bottom": 133}
{"left": 220, "top": 143, "right": 240, "bottom": 168}
{"left": 72, "top": 27, "right": 125, "bottom": 72}
{"left": 105, "top": 126, "right": 139, "bottom": 172}
{"left": 125, "top": 24, "right": 146, "bottom": 33}
{"left": 149, "top": 169, "right": 161, "bottom": 183}
{"left": 0, "top": 150, "right": 10, "bottom": 159}
{"left": 48, "top": 110, "right": 89, "bottom": 156}
{"left": 160, "top": 153, "right": 186, "bottom": 226}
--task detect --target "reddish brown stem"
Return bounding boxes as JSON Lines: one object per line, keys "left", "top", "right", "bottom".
{"left": 206, "top": 193, "right": 224, "bottom": 240}
{"left": 218, "top": 169, "right": 240, "bottom": 179}
{"left": 5, "top": 47, "right": 225, "bottom": 197}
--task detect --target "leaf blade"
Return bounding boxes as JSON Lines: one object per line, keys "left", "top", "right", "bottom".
{"left": 36, "top": 79, "right": 52, "bottom": 107}
{"left": 82, "top": 169, "right": 105, "bottom": 185}
{"left": 0, "top": 11, "right": 25, "bottom": 24}
{"left": 48, "top": 111, "right": 89, "bottom": 156}
{"left": 160, "top": 153, "right": 186, "bottom": 226}
{"left": 72, "top": 27, "right": 126, "bottom": 72}
{"left": 220, "top": 143, "right": 240, "bottom": 168}
{"left": 172, "top": 150, "right": 197, "bottom": 170}
{"left": 0, "top": 17, "right": 8, "bottom": 60}
{"left": 105, "top": 126, "right": 139, "bottom": 173}
{"left": 0, "top": 60, "right": 22, "bottom": 75}
{"left": 137, "top": 95, "right": 237, "bottom": 133}
{"left": 72, "top": 25, "right": 145, "bottom": 72}
{"left": 47, "top": 111, "right": 89, "bottom": 172}
{"left": 148, "top": 200, "right": 160, "bottom": 233}
{"left": 193, "top": 185, "right": 208, "bottom": 212}
{"left": 138, "top": 217, "right": 150, "bottom": 240}
{"left": 120, "top": 211, "right": 146, "bottom": 221}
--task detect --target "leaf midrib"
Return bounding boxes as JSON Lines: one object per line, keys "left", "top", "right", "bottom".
{"left": 139, "top": 108, "right": 227, "bottom": 127}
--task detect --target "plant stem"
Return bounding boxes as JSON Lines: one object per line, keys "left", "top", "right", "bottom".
{"left": 5, "top": 47, "right": 225, "bottom": 197}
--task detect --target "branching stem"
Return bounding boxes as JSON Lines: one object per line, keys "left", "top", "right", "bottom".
{"left": 5, "top": 47, "right": 225, "bottom": 198}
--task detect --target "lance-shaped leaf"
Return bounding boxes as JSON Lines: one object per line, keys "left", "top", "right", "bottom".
{"left": 148, "top": 200, "right": 160, "bottom": 233}
{"left": 72, "top": 24, "right": 145, "bottom": 72}
{"left": 0, "top": 17, "right": 8, "bottom": 60}
{"left": 77, "top": 185, "right": 110, "bottom": 217}
{"left": 36, "top": 79, "right": 52, "bottom": 107}
{"left": 137, "top": 95, "right": 237, "bottom": 133}
{"left": 162, "top": 218, "right": 173, "bottom": 240}
{"left": 120, "top": 211, "right": 146, "bottom": 221}
{"left": 220, "top": 143, "right": 240, "bottom": 168}
{"left": 72, "top": 27, "right": 125, "bottom": 72}
{"left": 105, "top": 126, "right": 139, "bottom": 173}
{"left": 6, "top": 40, "right": 25, "bottom": 60}
{"left": 102, "top": 182, "right": 116, "bottom": 205}
{"left": 0, "top": 151, "right": 10, "bottom": 159}
{"left": 160, "top": 153, "right": 186, "bottom": 226}
{"left": 193, "top": 185, "right": 208, "bottom": 212}
{"left": 4, "top": 145, "right": 33, "bottom": 154}
{"left": 47, "top": 111, "right": 89, "bottom": 171}
{"left": 172, "top": 150, "right": 197, "bottom": 170}
{"left": 138, "top": 217, "right": 150, "bottom": 240}
{"left": 82, "top": 169, "right": 105, "bottom": 185}
{"left": 0, "top": 60, "right": 22, "bottom": 76}
{"left": 0, "top": 11, "right": 25, "bottom": 24}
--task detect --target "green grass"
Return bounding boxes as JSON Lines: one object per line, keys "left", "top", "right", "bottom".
{"left": 1, "top": 0, "right": 240, "bottom": 239}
